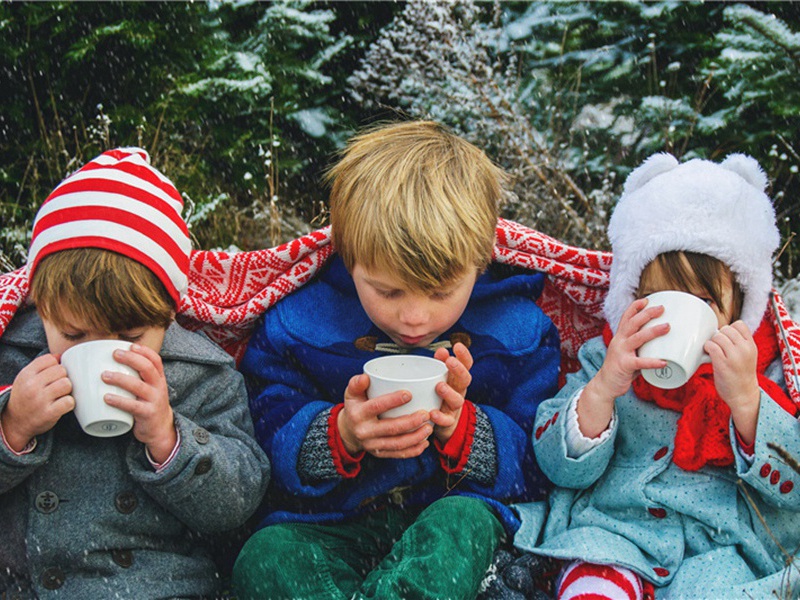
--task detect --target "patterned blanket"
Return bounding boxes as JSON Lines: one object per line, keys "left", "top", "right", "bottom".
{"left": 2, "top": 218, "right": 799, "bottom": 405}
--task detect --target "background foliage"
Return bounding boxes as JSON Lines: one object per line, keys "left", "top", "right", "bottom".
{"left": 2, "top": 1, "right": 799, "bottom": 280}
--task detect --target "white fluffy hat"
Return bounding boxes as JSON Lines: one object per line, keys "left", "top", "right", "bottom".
{"left": 604, "top": 152, "right": 780, "bottom": 333}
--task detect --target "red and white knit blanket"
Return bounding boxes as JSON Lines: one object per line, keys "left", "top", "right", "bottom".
{"left": 2, "top": 218, "right": 799, "bottom": 405}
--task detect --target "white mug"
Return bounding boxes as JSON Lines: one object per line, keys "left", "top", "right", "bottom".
{"left": 61, "top": 340, "right": 137, "bottom": 437}
{"left": 637, "top": 290, "right": 718, "bottom": 389}
{"left": 364, "top": 355, "right": 448, "bottom": 419}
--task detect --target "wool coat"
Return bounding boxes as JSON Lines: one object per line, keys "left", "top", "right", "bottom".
{"left": 0, "top": 308, "right": 271, "bottom": 599}
{"left": 513, "top": 336, "right": 800, "bottom": 599}
{"left": 241, "top": 256, "right": 560, "bottom": 533}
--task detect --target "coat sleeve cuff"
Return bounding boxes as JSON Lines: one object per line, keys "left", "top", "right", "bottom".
{"left": 434, "top": 400, "right": 477, "bottom": 473}
{"left": 328, "top": 403, "right": 364, "bottom": 478}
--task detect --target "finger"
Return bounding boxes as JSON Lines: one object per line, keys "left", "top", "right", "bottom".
{"left": 436, "top": 382, "right": 465, "bottom": 412}
{"left": 730, "top": 320, "right": 753, "bottom": 340}
{"left": 370, "top": 440, "right": 429, "bottom": 460}
{"left": 444, "top": 356, "right": 471, "bottom": 394}
{"left": 346, "top": 374, "right": 370, "bottom": 400}
{"left": 616, "top": 298, "right": 650, "bottom": 332}
{"left": 38, "top": 363, "right": 71, "bottom": 390}
{"left": 45, "top": 374, "right": 73, "bottom": 400}
{"left": 51, "top": 394, "right": 76, "bottom": 416}
{"left": 362, "top": 390, "right": 412, "bottom": 419}
{"left": 429, "top": 409, "right": 457, "bottom": 429}
{"left": 112, "top": 346, "right": 162, "bottom": 385}
{"left": 629, "top": 322, "right": 670, "bottom": 350}
{"left": 371, "top": 409, "right": 430, "bottom": 436}
{"left": 720, "top": 323, "right": 747, "bottom": 345}
{"left": 632, "top": 357, "right": 668, "bottom": 371}
{"left": 433, "top": 347, "right": 451, "bottom": 363}
{"left": 28, "top": 353, "right": 61, "bottom": 374}
{"left": 103, "top": 393, "right": 144, "bottom": 417}
{"left": 364, "top": 424, "right": 433, "bottom": 452}
{"left": 101, "top": 371, "right": 151, "bottom": 400}
{"left": 626, "top": 304, "right": 667, "bottom": 335}
{"left": 709, "top": 329, "right": 735, "bottom": 356}
{"left": 452, "top": 342, "right": 474, "bottom": 371}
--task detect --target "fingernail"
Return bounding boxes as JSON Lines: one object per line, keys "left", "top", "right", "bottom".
{"left": 101, "top": 371, "right": 111, "bottom": 381}
{"left": 131, "top": 344, "right": 141, "bottom": 351}
{"left": 402, "top": 393, "right": 411, "bottom": 402}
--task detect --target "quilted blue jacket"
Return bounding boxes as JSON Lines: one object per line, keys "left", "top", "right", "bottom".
{"left": 241, "top": 256, "right": 560, "bottom": 533}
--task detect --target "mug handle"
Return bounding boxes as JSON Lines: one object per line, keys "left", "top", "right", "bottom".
{"left": 699, "top": 329, "right": 719, "bottom": 365}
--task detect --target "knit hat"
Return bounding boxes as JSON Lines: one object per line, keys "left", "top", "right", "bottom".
{"left": 27, "top": 147, "right": 191, "bottom": 306}
{"left": 604, "top": 153, "right": 780, "bottom": 333}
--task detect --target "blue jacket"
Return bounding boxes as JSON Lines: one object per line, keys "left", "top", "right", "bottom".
{"left": 241, "top": 256, "right": 560, "bottom": 532}
{"left": 0, "top": 309, "right": 271, "bottom": 599}
{"left": 514, "top": 336, "right": 800, "bottom": 599}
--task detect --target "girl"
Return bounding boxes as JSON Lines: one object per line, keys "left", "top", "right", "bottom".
{"left": 513, "top": 153, "right": 800, "bottom": 599}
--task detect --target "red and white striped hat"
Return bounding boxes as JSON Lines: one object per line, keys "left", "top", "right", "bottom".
{"left": 27, "top": 147, "right": 191, "bottom": 305}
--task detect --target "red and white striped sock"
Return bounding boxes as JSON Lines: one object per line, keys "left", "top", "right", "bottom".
{"left": 556, "top": 560, "right": 643, "bottom": 600}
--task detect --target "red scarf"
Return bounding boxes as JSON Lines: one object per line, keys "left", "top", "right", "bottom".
{"left": 602, "top": 320, "right": 796, "bottom": 471}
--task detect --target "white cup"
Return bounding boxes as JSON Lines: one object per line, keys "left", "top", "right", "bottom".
{"left": 364, "top": 355, "right": 448, "bottom": 419}
{"left": 61, "top": 340, "right": 137, "bottom": 437}
{"left": 637, "top": 290, "right": 718, "bottom": 389}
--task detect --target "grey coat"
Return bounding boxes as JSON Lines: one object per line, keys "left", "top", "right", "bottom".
{"left": 0, "top": 308, "right": 271, "bottom": 599}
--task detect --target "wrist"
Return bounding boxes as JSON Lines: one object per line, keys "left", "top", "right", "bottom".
{"left": 336, "top": 407, "right": 362, "bottom": 455}
{"left": 0, "top": 408, "right": 34, "bottom": 453}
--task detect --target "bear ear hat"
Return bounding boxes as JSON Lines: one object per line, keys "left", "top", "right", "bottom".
{"left": 720, "top": 153, "right": 769, "bottom": 192}
{"left": 622, "top": 152, "right": 679, "bottom": 194}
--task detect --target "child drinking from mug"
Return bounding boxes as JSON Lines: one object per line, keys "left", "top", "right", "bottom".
{"left": 0, "top": 148, "right": 270, "bottom": 598}
{"left": 233, "top": 121, "right": 561, "bottom": 600}
{"left": 512, "top": 153, "right": 800, "bottom": 599}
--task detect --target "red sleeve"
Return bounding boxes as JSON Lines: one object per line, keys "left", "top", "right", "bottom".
{"left": 434, "top": 400, "right": 477, "bottom": 473}
{"left": 734, "top": 428, "right": 755, "bottom": 457}
{"left": 328, "top": 403, "right": 365, "bottom": 478}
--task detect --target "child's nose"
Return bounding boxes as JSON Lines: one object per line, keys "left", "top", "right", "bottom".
{"left": 399, "top": 302, "right": 429, "bottom": 326}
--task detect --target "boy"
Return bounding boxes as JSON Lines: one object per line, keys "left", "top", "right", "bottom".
{"left": 0, "top": 148, "right": 270, "bottom": 598}
{"left": 234, "top": 121, "right": 560, "bottom": 599}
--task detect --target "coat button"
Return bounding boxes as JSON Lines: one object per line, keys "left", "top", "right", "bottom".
{"left": 35, "top": 491, "right": 59, "bottom": 514}
{"left": 653, "top": 567, "right": 670, "bottom": 577}
{"left": 780, "top": 481, "right": 794, "bottom": 494}
{"left": 648, "top": 507, "right": 667, "bottom": 519}
{"left": 760, "top": 463, "right": 772, "bottom": 478}
{"left": 194, "top": 457, "right": 212, "bottom": 475}
{"left": 653, "top": 447, "right": 669, "bottom": 461}
{"left": 770, "top": 470, "right": 781, "bottom": 485}
{"left": 115, "top": 491, "right": 138, "bottom": 514}
{"left": 192, "top": 427, "right": 211, "bottom": 444}
{"left": 111, "top": 549, "right": 134, "bottom": 568}
{"left": 41, "top": 567, "right": 65, "bottom": 590}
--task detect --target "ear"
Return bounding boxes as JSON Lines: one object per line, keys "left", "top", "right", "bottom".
{"left": 720, "top": 153, "right": 768, "bottom": 192}
{"left": 622, "top": 153, "right": 679, "bottom": 194}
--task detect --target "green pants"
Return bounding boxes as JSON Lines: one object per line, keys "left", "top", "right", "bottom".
{"left": 232, "top": 496, "right": 504, "bottom": 600}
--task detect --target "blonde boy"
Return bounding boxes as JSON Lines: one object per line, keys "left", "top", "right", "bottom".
{"left": 234, "top": 121, "right": 560, "bottom": 599}
{"left": 0, "top": 148, "right": 270, "bottom": 598}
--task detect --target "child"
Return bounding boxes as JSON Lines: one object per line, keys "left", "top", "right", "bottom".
{"left": 0, "top": 148, "right": 271, "bottom": 598}
{"left": 233, "top": 121, "right": 561, "bottom": 599}
{"left": 513, "top": 153, "right": 800, "bottom": 599}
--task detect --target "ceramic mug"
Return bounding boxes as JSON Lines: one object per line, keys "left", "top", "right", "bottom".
{"left": 637, "top": 290, "right": 718, "bottom": 389}
{"left": 61, "top": 340, "right": 137, "bottom": 437}
{"left": 364, "top": 355, "right": 448, "bottom": 418}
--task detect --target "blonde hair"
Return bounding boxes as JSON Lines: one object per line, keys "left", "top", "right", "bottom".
{"left": 30, "top": 248, "right": 174, "bottom": 332}
{"left": 326, "top": 121, "right": 505, "bottom": 290}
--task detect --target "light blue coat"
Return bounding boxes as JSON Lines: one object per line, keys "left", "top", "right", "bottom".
{"left": 513, "top": 336, "right": 800, "bottom": 599}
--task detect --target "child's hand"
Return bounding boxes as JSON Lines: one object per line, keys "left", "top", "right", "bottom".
{"left": 101, "top": 344, "right": 177, "bottom": 464}
{"left": 2, "top": 354, "right": 74, "bottom": 451}
{"left": 580, "top": 298, "right": 668, "bottom": 438}
{"left": 704, "top": 320, "right": 760, "bottom": 443}
{"left": 594, "top": 298, "right": 669, "bottom": 400}
{"left": 431, "top": 342, "right": 473, "bottom": 443}
{"left": 338, "top": 374, "right": 433, "bottom": 460}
